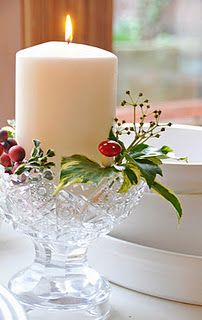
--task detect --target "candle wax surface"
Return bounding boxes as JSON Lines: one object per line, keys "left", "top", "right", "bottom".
{"left": 17, "top": 41, "right": 116, "bottom": 59}
{"left": 15, "top": 41, "right": 118, "bottom": 169}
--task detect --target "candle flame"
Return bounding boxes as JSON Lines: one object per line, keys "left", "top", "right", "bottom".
{"left": 65, "top": 15, "right": 73, "bottom": 43}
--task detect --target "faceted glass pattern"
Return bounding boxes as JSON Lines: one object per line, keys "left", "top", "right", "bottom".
{"left": 0, "top": 172, "right": 145, "bottom": 319}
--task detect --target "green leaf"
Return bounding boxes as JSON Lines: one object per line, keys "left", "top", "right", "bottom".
{"left": 160, "top": 145, "right": 173, "bottom": 154}
{"left": 144, "top": 157, "right": 162, "bottom": 165}
{"left": 129, "top": 144, "right": 175, "bottom": 160}
{"left": 33, "top": 139, "right": 41, "bottom": 148}
{"left": 118, "top": 163, "right": 141, "bottom": 193}
{"left": 118, "top": 170, "right": 132, "bottom": 193}
{"left": 14, "top": 164, "right": 26, "bottom": 175}
{"left": 118, "top": 161, "right": 142, "bottom": 193}
{"left": 28, "top": 157, "right": 38, "bottom": 163}
{"left": 128, "top": 144, "right": 149, "bottom": 158}
{"left": 108, "top": 127, "right": 126, "bottom": 152}
{"left": 130, "top": 143, "right": 149, "bottom": 154}
{"left": 37, "top": 148, "right": 44, "bottom": 158}
{"left": 31, "top": 148, "right": 38, "bottom": 158}
{"left": 43, "top": 162, "right": 55, "bottom": 168}
{"left": 54, "top": 155, "right": 117, "bottom": 195}
{"left": 126, "top": 162, "right": 141, "bottom": 184}
{"left": 108, "top": 127, "right": 126, "bottom": 162}
{"left": 150, "top": 146, "right": 187, "bottom": 162}
{"left": 151, "top": 181, "right": 182, "bottom": 221}
{"left": 46, "top": 149, "right": 55, "bottom": 157}
{"left": 119, "top": 168, "right": 138, "bottom": 193}
{"left": 125, "top": 167, "right": 138, "bottom": 184}
{"left": 132, "top": 158, "right": 162, "bottom": 188}
{"left": 40, "top": 156, "right": 48, "bottom": 163}
{"left": 179, "top": 156, "right": 188, "bottom": 162}
{"left": 27, "top": 162, "right": 41, "bottom": 167}
{"left": 126, "top": 153, "right": 162, "bottom": 187}
{"left": 108, "top": 127, "right": 117, "bottom": 141}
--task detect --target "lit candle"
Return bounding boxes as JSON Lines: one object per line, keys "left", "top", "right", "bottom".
{"left": 15, "top": 15, "right": 117, "bottom": 167}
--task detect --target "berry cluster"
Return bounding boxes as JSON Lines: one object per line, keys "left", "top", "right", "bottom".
{"left": 97, "top": 91, "right": 174, "bottom": 168}
{"left": 114, "top": 91, "right": 172, "bottom": 143}
{"left": 0, "top": 129, "right": 25, "bottom": 174}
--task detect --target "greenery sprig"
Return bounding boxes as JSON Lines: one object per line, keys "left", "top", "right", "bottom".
{"left": 15, "top": 139, "right": 55, "bottom": 176}
{"left": 55, "top": 91, "right": 187, "bottom": 221}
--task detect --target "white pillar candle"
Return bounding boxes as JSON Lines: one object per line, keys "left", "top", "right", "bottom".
{"left": 15, "top": 41, "right": 117, "bottom": 167}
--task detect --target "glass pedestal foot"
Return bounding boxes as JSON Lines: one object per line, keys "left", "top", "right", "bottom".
{"left": 8, "top": 240, "right": 111, "bottom": 319}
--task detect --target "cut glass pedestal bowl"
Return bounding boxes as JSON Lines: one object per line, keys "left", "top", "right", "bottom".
{"left": 0, "top": 172, "right": 145, "bottom": 319}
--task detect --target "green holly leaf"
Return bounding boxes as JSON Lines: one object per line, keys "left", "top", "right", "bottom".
{"left": 108, "top": 127, "right": 117, "bottom": 141}
{"left": 118, "top": 170, "right": 133, "bottom": 193}
{"left": 128, "top": 144, "right": 149, "bottom": 159}
{"left": 134, "top": 159, "right": 162, "bottom": 188}
{"left": 54, "top": 155, "right": 117, "bottom": 195}
{"left": 125, "top": 154, "right": 162, "bottom": 188}
{"left": 129, "top": 143, "right": 149, "bottom": 155}
{"left": 159, "top": 146, "right": 188, "bottom": 162}
{"left": 151, "top": 180, "right": 182, "bottom": 221}
{"left": 129, "top": 143, "right": 186, "bottom": 163}
{"left": 118, "top": 163, "right": 141, "bottom": 193}
{"left": 144, "top": 157, "right": 162, "bottom": 165}
{"left": 129, "top": 144, "right": 170, "bottom": 159}
{"left": 126, "top": 162, "right": 141, "bottom": 184}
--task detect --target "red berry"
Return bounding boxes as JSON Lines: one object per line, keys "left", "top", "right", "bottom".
{"left": 2, "top": 143, "right": 9, "bottom": 153}
{"left": 2, "top": 138, "right": 17, "bottom": 153}
{"left": 98, "top": 140, "right": 122, "bottom": 157}
{"left": 0, "top": 130, "right": 8, "bottom": 142}
{"left": 8, "top": 145, "right": 26, "bottom": 162}
{"left": 0, "top": 144, "right": 3, "bottom": 156}
{"left": 1, "top": 153, "right": 12, "bottom": 167}
{"left": 7, "top": 138, "right": 17, "bottom": 147}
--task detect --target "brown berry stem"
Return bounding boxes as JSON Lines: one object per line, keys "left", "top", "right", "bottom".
{"left": 101, "top": 155, "right": 114, "bottom": 168}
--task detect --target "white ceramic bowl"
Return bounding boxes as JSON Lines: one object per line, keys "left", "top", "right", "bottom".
{"left": 88, "top": 193, "right": 202, "bottom": 304}
{"left": 111, "top": 193, "right": 202, "bottom": 255}
{"left": 89, "top": 234, "right": 202, "bottom": 305}
{"left": 121, "top": 124, "right": 202, "bottom": 193}
{"left": 88, "top": 125, "right": 202, "bottom": 304}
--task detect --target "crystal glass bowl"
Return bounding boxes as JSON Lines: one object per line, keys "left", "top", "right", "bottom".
{"left": 0, "top": 172, "right": 145, "bottom": 319}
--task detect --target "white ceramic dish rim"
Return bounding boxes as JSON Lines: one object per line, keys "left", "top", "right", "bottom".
{"left": 107, "top": 233, "right": 202, "bottom": 260}
{"left": 0, "top": 285, "right": 27, "bottom": 320}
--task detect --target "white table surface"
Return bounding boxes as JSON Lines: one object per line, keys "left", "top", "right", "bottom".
{"left": 0, "top": 222, "right": 202, "bottom": 320}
